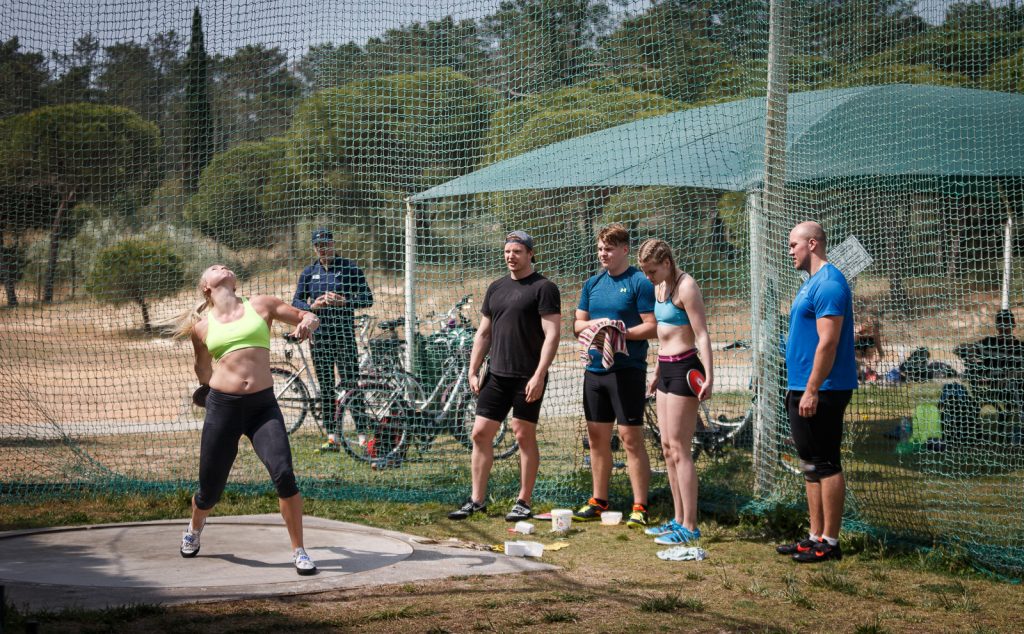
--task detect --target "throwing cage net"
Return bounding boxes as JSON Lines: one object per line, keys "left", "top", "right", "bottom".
{"left": 1, "top": 0, "right": 1022, "bottom": 577}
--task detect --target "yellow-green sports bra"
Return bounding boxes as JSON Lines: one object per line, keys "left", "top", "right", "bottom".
{"left": 205, "top": 298, "right": 271, "bottom": 360}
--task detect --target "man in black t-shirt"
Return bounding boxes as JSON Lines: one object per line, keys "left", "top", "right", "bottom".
{"left": 448, "top": 230, "right": 562, "bottom": 522}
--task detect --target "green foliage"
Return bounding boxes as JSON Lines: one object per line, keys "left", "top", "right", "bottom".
{"left": 185, "top": 137, "right": 289, "bottom": 250}
{"left": 863, "top": 29, "right": 1024, "bottom": 81}
{"left": 599, "top": 3, "right": 735, "bottom": 104}
{"left": 85, "top": 238, "right": 186, "bottom": 331}
{"left": 830, "top": 63, "right": 970, "bottom": 88}
{"left": 0, "top": 37, "right": 50, "bottom": 118}
{"left": 981, "top": 49, "right": 1024, "bottom": 94}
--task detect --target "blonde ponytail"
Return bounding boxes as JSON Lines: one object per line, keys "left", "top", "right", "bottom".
{"left": 171, "top": 296, "right": 210, "bottom": 339}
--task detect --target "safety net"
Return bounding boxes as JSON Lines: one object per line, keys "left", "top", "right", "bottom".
{"left": 1, "top": 0, "right": 1022, "bottom": 577}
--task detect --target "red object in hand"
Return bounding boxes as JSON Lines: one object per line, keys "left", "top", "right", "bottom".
{"left": 687, "top": 369, "right": 705, "bottom": 396}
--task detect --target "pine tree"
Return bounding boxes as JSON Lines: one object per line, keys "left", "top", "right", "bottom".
{"left": 183, "top": 6, "right": 212, "bottom": 194}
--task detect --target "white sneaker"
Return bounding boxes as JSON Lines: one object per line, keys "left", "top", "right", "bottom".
{"left": 180, "top": 529, "right": 201, "bottom": 558}
{"left": 294, "top": 547, "right": 317, "bottom": 575}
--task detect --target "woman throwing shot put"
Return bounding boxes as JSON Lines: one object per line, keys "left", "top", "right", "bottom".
{"left": 637, "top": 239, "right": 714, "bottom": 546}
{"left": 174, "top": 264, "right": 321, "bottom": 575}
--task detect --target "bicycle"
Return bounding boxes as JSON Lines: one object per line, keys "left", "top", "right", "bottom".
{"left": 333, "top": 294, "right": 520, "bottom": 467}
{"left": 269, "top": 315, "right": 375, "bottom": 435}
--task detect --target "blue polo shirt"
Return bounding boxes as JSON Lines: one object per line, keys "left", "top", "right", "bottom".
{"left": 578, "top": 267, "right": 655, "bottom": 373}
{"left": 786, "top": 263, "right": 858, "bottom": 391}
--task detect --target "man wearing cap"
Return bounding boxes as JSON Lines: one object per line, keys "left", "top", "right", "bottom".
{"left": 448, "top": 230, "right": 562, "bottom": 522}
{"left": 292, "top": 228, "right": 374, "bottom": 452}
{"left": 955, "top": 308, "right": 1024, "bottom": 413}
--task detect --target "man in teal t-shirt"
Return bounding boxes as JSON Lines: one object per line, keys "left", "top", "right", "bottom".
{"left": 573, "top": 224, "right": 657, "bottom": 528}
{"left": 777, "top": 221, "right": 857, "bottom": 564}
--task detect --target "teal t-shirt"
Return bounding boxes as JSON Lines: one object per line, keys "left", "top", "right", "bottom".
{"left": 785, "top": 263, "right": 858, "bottom": 391}
{"left": 577, "top": 267, "right": 655, "bottom": 373}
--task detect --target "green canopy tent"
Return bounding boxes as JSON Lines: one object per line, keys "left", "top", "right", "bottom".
{"left": 411, "top": 85, "right": 1024, "bottom": 200}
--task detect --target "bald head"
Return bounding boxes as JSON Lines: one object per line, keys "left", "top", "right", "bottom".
{"left": 788, "top": 221, "right": 828, "bottom": 273}
{"left": 793, "top": 221, "right": 827, "bottom": 250}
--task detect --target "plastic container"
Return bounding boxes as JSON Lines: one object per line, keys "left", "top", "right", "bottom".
{"left": 600, "top": 511, "right": 623, "bottom": 525}
{"left": 550, "top": 508, "right": 573, "bottom": 532}
{"left": 505, "top": 540, "right": 544, "bottom": 558}
{"left": 514, "top": 521, "right": 535, "bottom": 534}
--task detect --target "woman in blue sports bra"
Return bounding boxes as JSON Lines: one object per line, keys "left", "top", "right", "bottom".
{"left": 173, "top": 264, "right": 322, "bottom": 575}
{"left": 637, "top": 239, "right": 714, "bottom": 546}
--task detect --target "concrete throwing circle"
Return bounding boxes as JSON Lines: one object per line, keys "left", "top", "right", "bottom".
{"left": 0, "top": 519, "right": 413, "bottom": 588}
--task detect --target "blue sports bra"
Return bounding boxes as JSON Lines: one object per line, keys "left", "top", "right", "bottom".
{"left": 654, "top": 274, "right": 690, "bottom": 327}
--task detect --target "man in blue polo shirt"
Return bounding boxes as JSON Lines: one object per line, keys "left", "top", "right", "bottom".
{"left": 777, "top": 221, "right": 857, "bottom": 563}
{"left": 292, "top": 228, "right": 374, "bottom": 453}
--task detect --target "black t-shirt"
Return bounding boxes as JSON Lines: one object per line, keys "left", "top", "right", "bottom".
{"left": 481, "top": 271, "right": 561, "bottom": 378}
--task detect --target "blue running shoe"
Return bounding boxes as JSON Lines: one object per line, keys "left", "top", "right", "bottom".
{"left": 644, "top": 518, "right": 681, "bottom": 537}
{"left": 654, "top": 526, "right": 701, "bottom": 545}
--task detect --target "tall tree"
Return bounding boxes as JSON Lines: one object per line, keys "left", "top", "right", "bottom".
{"left": 0, "top": 103, "right": 161, "bottom": 303}
{"left": 480, "top": 0, "right": 620, "bottom": 95}
{"left": 0, "top": 37, "right": 50, "bottom": 119}
{"left": 210, "top": 44, "right": 302, "bottom": 147}
{"left": 48, "top": 33, "right": 102, "bottom": 104}
{"left": 183, "top": 7, "right": 212, "bottom": 194}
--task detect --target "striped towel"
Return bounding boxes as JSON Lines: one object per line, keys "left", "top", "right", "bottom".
{"left": 578, "top": 319, "right": 628, "bottom": 369}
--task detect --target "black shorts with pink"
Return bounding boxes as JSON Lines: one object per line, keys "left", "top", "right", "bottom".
{"left": 657, "top": 349, "right": 705, "bottom": 398}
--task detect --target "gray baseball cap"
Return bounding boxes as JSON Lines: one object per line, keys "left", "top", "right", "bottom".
{"left": 505, "top": 230, "right": 534, "bottom": 251}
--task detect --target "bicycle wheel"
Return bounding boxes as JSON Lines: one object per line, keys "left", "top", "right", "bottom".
{"left": 270, "top": 368, "right": 310, "bottom": 435}
{"left": 642, "top": 396, "right": 668, "bottom": 473}
{"left": 335, "top": 374, "right": 409, "bottom": 464}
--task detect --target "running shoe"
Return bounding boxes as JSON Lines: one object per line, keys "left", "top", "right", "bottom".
{"left": 318, "top": 439, "right": 340, "bottom": 453}
{"left": 653, "top": 526, "right": 701, "bottom": 545}
{"left": 626, "top": 505, "right": 649, "bottom": 529}
{"left": 448, "top": 499, "right": 487, "bottom": 520}
{"left": 793, "top": 541, "right": 842, "bottom": 563}
{"left": 505, "top": 499, "right": 533, "bottom": 522}
{"left": 180, "top": 528, "right": 201, "bottom": 558}
{"left": 644, "top": 518, "right": 682, "bottom": 537}
{"left": 293, "top": 547, "right": 318, "bottom": 575}
{"left": 776, "top": 538, "right": 819, "bottom": 555}
{"left": 572, "top": 498, "right": 608, "bottom": 521}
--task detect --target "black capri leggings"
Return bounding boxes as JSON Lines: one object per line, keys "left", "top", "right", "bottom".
{"left": 194, "top": 386, "right": 299, "bottom": 510}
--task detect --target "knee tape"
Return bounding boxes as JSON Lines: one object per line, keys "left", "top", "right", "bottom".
{"left": 802, "top": 459, "right": 841, "bottom": 482}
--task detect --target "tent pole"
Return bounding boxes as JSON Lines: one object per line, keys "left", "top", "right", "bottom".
{"left": 404, "top": 198, "right": 417, "bottom": 373}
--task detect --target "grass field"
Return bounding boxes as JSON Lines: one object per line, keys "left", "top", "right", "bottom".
{"left": 2, "top": 492, "right": 1024, "bottom": 633}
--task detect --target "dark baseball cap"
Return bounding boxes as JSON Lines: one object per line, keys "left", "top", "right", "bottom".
{"left": 311, "top": 228, "right": 334, "bottom": 244}
{"left": 505, "top": 230, "right": 534, "bottom": 251}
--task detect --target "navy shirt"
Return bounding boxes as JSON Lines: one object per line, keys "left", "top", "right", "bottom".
{"left": 578, "top": 267, "right": 655, "bottom": 373}
{"left": 786, "top": 263, "right": 858, "bottom": 391}
{"left": 292, "top": 257, "right": 373, "bottom": 334}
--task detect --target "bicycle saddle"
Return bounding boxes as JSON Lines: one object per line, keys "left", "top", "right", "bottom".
{"left": 378, "top": 317, "right": 405, "bottom": 332}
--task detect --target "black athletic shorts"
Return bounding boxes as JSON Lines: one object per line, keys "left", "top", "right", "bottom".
{"left": 583, "top": 367, "right": 646, "bottom": 426}
{"left": 785, "top": 389, "right": 853, "bottom": 479}
{"left": 657, "top": 354, "right": 705, "bottom": 398}
{"left": 475, "top": 372, "right": 545, "bottom": 424}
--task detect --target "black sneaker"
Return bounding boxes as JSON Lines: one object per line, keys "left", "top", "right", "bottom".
{"left": 793, "top": 540, "right": 842, "bottom": 563}
{"left": 505, "top": 499, "right": 533, "bottom": 522}
{"left": 448, "top": 499, "right": 487, "bottom": 520}
{"left": 776, "top": 538, "right": 818, "bottom": 555}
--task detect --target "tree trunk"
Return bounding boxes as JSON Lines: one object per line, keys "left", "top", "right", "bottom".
{"left": 3, "top": 278, "right": 16, "bottom": 307}
{"left": 43, "top": 189, "right": 76, "bottom": 304}
{"left": 138, "top": 297, "right": 152, "bottom": 333}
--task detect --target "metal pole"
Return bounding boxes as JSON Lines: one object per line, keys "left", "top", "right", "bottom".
{"left": 404, "top": 199, "right": 417, "bottom": 373}
{"left": 1003, "top": 213, "right": 1013, "bottom": 311}
{"left": 755, "top": 0, "right": 790, "bottom": 495}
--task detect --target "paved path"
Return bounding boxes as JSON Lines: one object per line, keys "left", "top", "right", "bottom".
{"left": 0, "top": 514, "right": 555, "bottom": 610}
